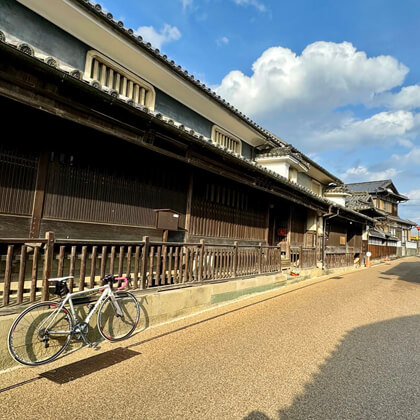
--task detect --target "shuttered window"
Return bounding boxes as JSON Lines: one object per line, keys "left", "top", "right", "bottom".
{"left": 211, "top": 126, "right": 242, "bottom": 154}
{"left": 84, "top": 51, "right": 155, "bottom": 109}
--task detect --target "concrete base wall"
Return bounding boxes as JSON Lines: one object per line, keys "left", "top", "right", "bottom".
{"left": 0, "top": 264, "right": 361, "bottom": 372}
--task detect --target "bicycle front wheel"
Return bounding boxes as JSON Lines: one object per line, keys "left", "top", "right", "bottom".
{"left": 97, "top": 292, "right": 140, "bottom": 341}
{"left": 8, "top": 301, "right": 73, "bottom": 366}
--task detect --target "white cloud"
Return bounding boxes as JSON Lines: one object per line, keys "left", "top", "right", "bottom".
{"left": 397, "top": 138, "right": 414, "bottom": 148}
{"left": 392, "top": 147, "right": 420, "bottom": 165}
{"left": 233, "top": 0, "right": 267, "bottom": 12}
{"left": 216, "top": 36, "right": 229, "bottom": 46}
{"left": 341, "top": 165, "right": 400, "bottom": 183}
{"left": 136, "top": 24, "right": 181, "bottom": 50}
{"left": 180, "top": 0, "right": 193, "bottom": 10}
{"left": 405, "top": 189, "right": 420, "bottom": 200}
{"left": 216, "top": 42, "right": 408, "bottom": 118}
{"left": 371, "top": 85, "right": 420, "bottom": 110}
{"left": 312, "top": 110, "right": 419, "bottom": 150}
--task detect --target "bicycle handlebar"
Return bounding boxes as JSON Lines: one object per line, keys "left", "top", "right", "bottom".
{"left": 115, "top": 276, "right": 128, "bottom": 290}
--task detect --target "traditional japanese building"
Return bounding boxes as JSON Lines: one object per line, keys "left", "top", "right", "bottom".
{"left": 345, "top": 180, "right": 417, "bottom": 259}
{"left": 0, "top": 0, "right": 373, "bottom": 277}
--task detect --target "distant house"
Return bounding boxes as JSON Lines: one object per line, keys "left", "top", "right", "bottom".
{"left": 345, "top": 180, "right": 417, "bottom": 258}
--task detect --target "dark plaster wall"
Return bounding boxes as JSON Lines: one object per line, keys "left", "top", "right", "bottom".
{"left": 155, "top": 88, "right": 213, "bottom": 138}
{"left": 0, "top": 0, "right": 89, "bottom": 69}
{"left": 241, "top": 142, "right": 254, "bottom": 159}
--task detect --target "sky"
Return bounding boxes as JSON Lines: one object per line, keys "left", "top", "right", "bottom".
{"left": 100, "top": 0, "right": 420, "bottom": 226}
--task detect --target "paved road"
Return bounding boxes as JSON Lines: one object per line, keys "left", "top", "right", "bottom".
{"left": 1, "top": 257, "right": 420, "bottom": 419}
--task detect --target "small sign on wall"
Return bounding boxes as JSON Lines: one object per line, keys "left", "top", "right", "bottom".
{"left": 154, "top": 209, "right": 180, "bottom": 231}
{"left": 340, "top": 236, "right": 346, "bottom": 245}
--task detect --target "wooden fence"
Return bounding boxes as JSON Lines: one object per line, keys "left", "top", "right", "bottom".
{"left": 368, "top": 245, "right": 397, "bottom": 260}
{"left": 325, "top": 253, "right": 355, "bottom": 269}
{"left": 0, "top": 234, "right": 290, "bottom": 307}
{"left": 290, "top": 247, "right": 317, "bottom": 269}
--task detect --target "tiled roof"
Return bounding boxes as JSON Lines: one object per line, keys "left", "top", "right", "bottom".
{"left": 346, "top": 180, "right": 408, "bottom": 201}
{"left": 369, "top": 228, "right": 387, "bottom": 239}
{"left": 387, "top": 215, "right": 417, "bottom": 226}
{"left": 346, "top": 180, "right": 392, "bottom": 193}
{"left": 325, "top": 184, "right": 351, "bottom": 194}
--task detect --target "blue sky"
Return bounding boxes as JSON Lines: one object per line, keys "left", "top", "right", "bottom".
{"left": 101, "top": 0, "right": 420, "bottom": 226}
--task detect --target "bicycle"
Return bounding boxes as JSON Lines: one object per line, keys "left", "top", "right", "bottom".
{"left": 8, "top": 274, "right": 140, "bottom": 366}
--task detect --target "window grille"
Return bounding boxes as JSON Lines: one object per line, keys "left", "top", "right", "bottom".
{"left": 211, "top": 126, "right": 242, "bottom": 154}
{"left": 84, "top": 51, "right": 155, "bottom": 109}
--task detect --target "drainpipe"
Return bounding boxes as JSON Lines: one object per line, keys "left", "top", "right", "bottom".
{"left": 322, "top": 206, "right": 340, "bottom": 270}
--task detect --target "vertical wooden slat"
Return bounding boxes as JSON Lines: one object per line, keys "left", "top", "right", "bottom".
{"left": 30, "top": 246, "right": 40, "bottom": 302}
{"left": 156, "top": 246, "right": 162, "bottom": 285}
{"left": 79, "top": 246, "right": 87, "bottom": 291}
{"left": 42, "top": 231, "right": 55, "bottom": 301}
{"left": 90, "top": 246, "right": 98, "bottom": 288}
{"left": 17, "top": 245, "right": 27, "bottom": 304}
{"left": 133, "top": 246, "right": 140, "bottom": 289}
{"left": 168, "top": 247, "right": 173, "bottom": 284}
{"left": 68, "top": 246, "right": 76, "bottom": 292}
{"left": 161, "top": 245, "right": 167, "bottom": 285}
{"left": 57, "top": 246, "right": 65, "bottom": 277}
{"left": 100, "top": 246, "right": 107, "bottom": 279}
{"left": 30, "top": 151, "right": 49, "bottom": 238}
{"left": 140, "top": 236, "right": 150, "bottom": 289}
{"left": 126, "top": 246, "right": 132, "bottom": 287}
{"left": 149, "top": 246, "right": 155, "bottom": 287}
{"left": 3, "top": 245, "right": 14, "bottom": 306}
{"left": 185, "top": 174, "right": 194, "bottom": 241}
{"left": 118, "top": 246, "right": 124, "bottom": 277}
{"left": 174, "top": 247, "right": 179, "bottom": 283}
{"left": 178, "top": 247, "right": 184, "bottom": 284}
{"left": 110, "top": 246, "right": 116, "bottom": 275}
{"left": 198, "top": 240, "right": 205, "bottom": 282}
{"left": 183, "top": 247, "right": 189, "bottom": 283}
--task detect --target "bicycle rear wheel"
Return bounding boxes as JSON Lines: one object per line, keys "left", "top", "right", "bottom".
{"left": 97, "top": 292, "right": 140, "bottom": 341}
{"left": 8, "top": 301, "right": 73, "bottom": 366}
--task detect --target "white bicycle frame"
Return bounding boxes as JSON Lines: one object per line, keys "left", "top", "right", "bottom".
{"left": 40, "top": 283, "right": 123, "bottom": 338}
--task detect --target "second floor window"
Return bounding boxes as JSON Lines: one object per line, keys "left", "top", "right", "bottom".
{"left": 84, "top": 51, "right": 156, "bottom": 109}
{"left": 211, "top": 126, "right": 242, "bottom": 154}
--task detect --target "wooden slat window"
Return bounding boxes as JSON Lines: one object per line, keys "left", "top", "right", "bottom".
{"left": 43, "top": 152, "right": 187, "bottom": 227}
{"left": 0, "top": 148, "right": 38, "bottom": 215}
{"left": 85, "top": 51, "right": 155, "bottom": 109}
{"left": 191, "top": 176, "right": 266, "bottom": 240}
{"left": 211, "top": 126, "right": 242, "bottom": 154}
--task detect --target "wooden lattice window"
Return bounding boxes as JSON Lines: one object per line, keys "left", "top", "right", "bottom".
{"left": 84, "top": 51, "right": 155, "bottom": 109}
{"left": 211, "top": 126, "right": 242, "bottom": 154}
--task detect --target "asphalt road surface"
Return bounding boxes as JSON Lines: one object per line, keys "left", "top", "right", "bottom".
{"left": 1, "top": 257, "right": 420, "bottom": 419}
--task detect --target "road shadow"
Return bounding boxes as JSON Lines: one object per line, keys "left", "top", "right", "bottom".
{"left": 382, "top": 259, "right": 420, "bottom": 284}
{"left": 40, "top": 347, "right": 140, "bottom": 384}
{"left": 244, "top": 315, "right": 420, "bottom": 419}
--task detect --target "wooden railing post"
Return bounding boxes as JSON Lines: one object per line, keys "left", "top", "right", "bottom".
{"left": 198, "top": 239, "right": 205, "bottom": 282}
{"left": 233, "top": 241, "right": 238, "bottom": 277}
{"left": 42, "top": 231, "right": 55, "bottom": 301}
{"left": 300, "top": 246, "right": 303, "bottom": 268}
{"left": 258, "top": 242, "right": 263, "bottom": 274}
{"left": 140, "top": 236, "right": 150, "bottom": 289}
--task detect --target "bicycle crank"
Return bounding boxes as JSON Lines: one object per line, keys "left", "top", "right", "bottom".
{"left": 73, "top": 322, "right": 90, "bottom": 345}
